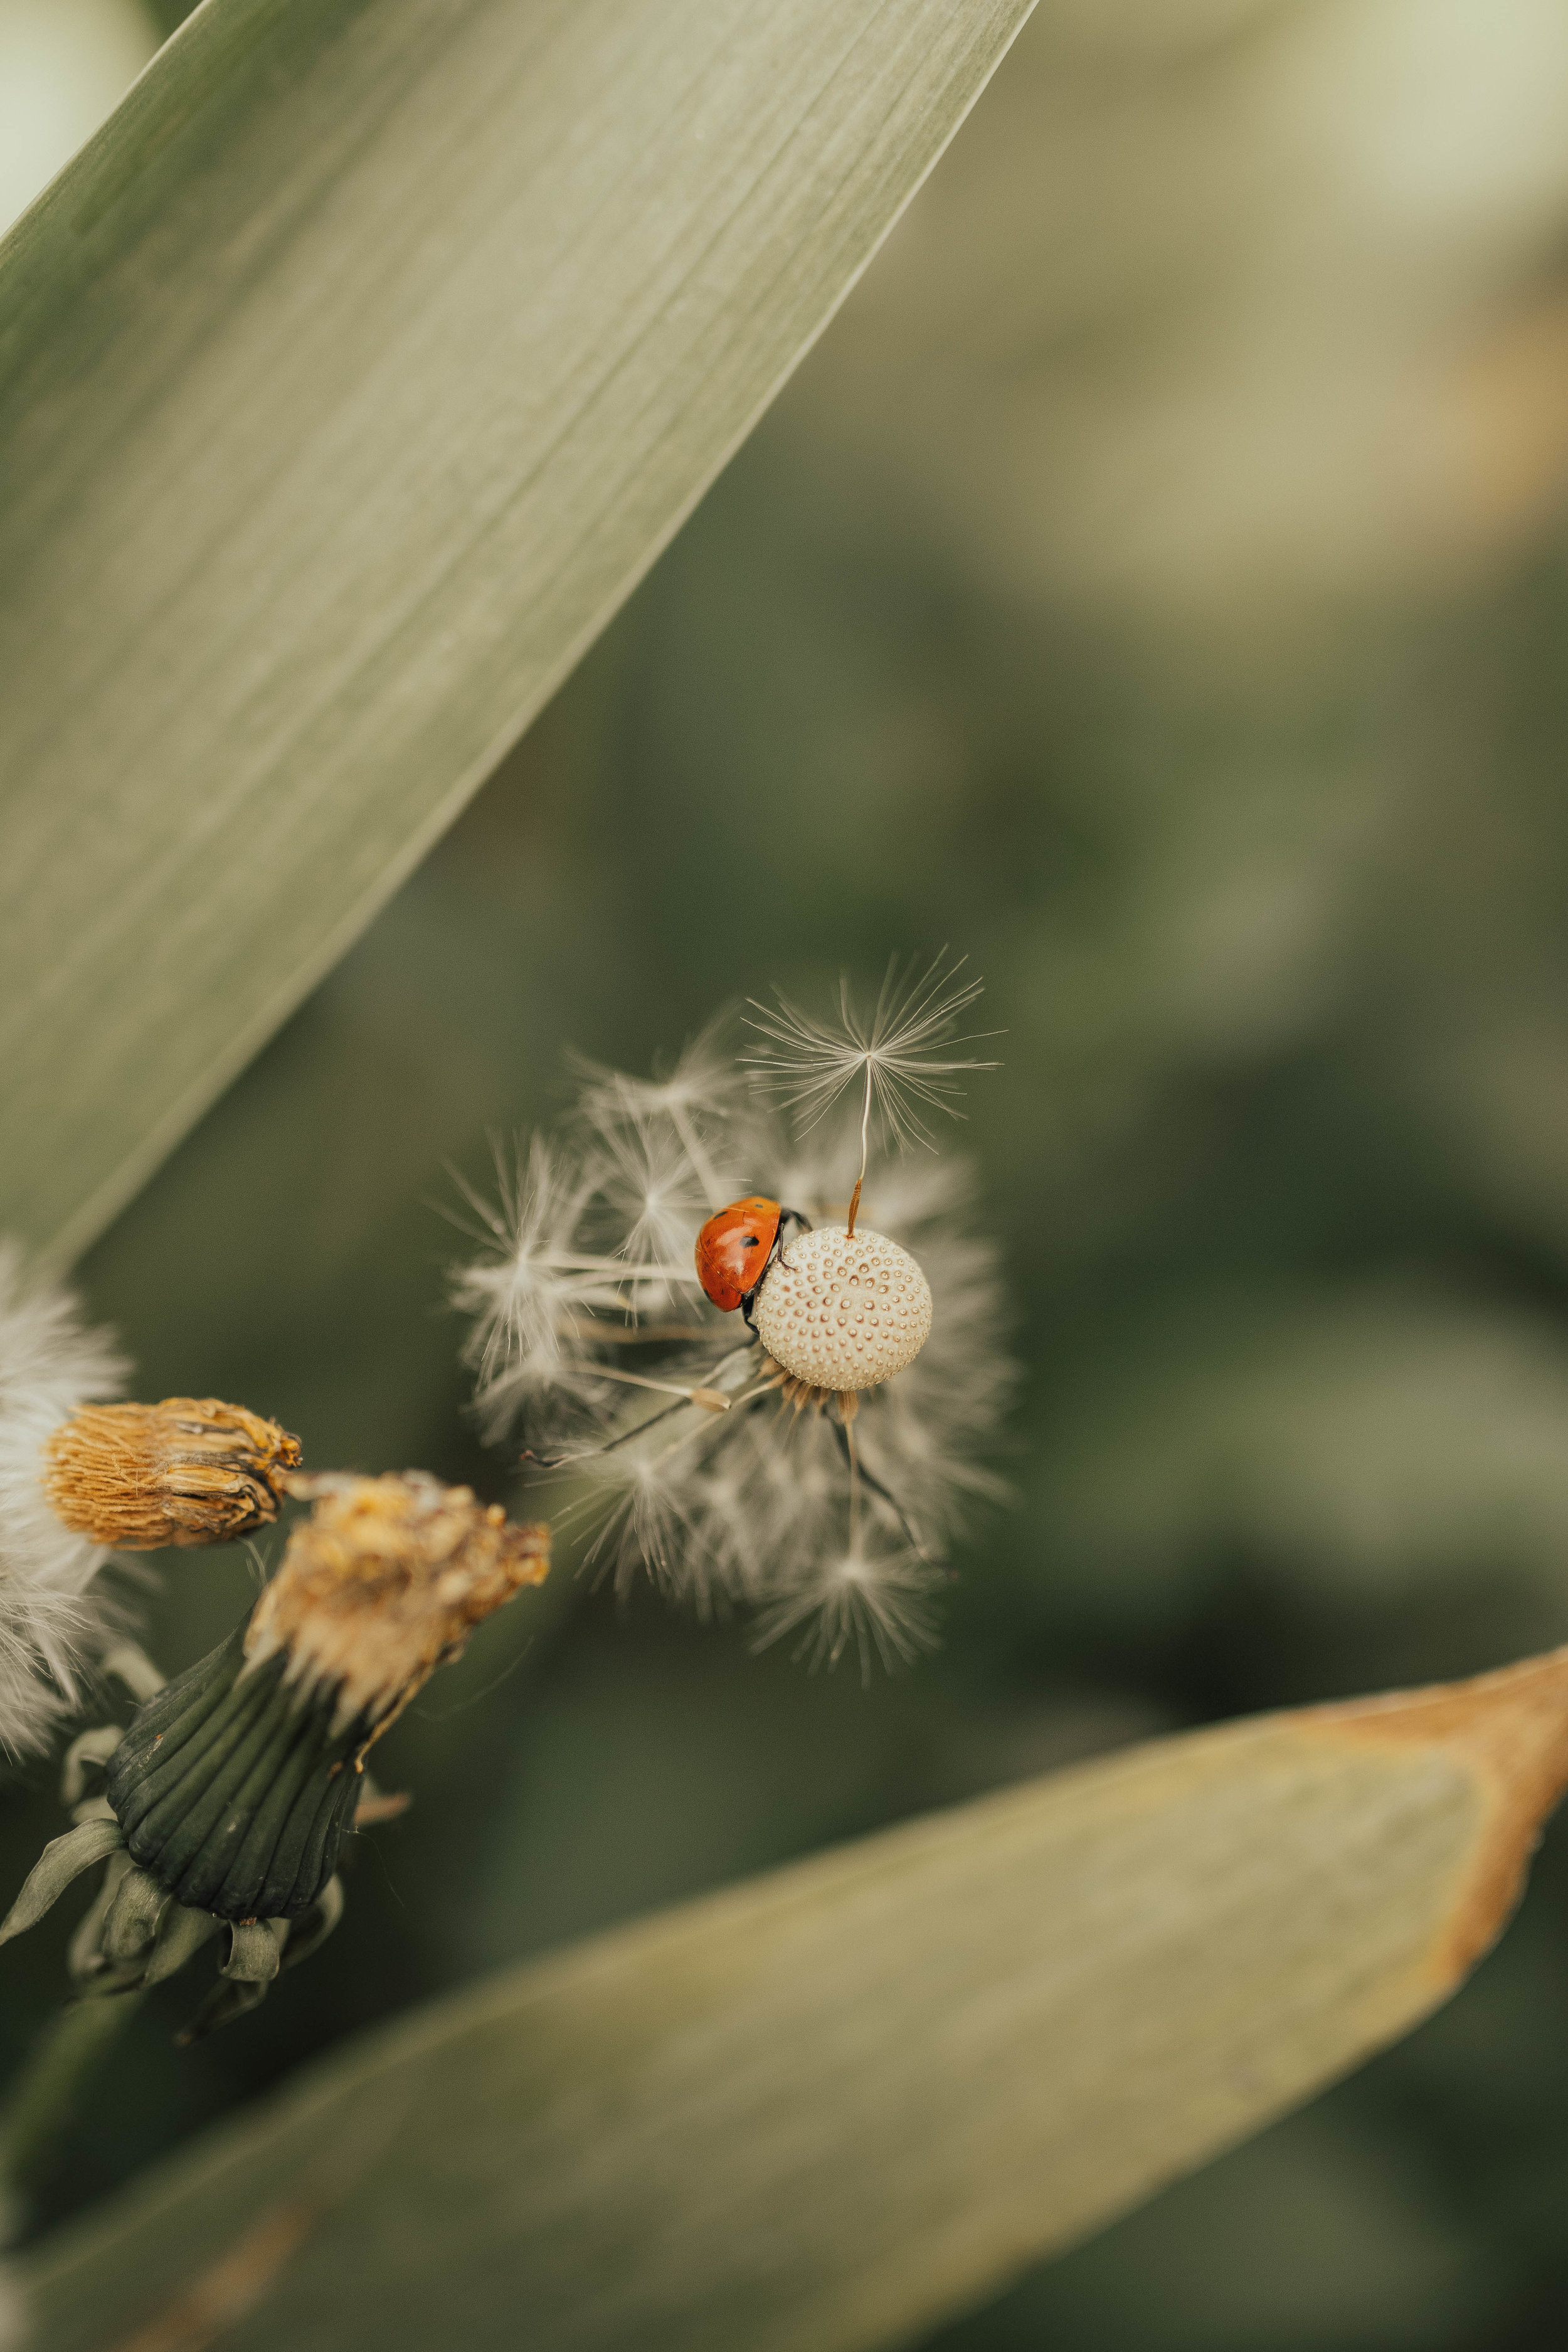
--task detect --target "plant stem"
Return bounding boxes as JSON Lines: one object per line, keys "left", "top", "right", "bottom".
{"left": 847, "top": 1424, "right": 862, "bottom": 1544}
{"left": 846, "top": 1062, "right": 872, "bottom": 1237}
{"left": 0, "top": 1990, "right": 145, "bottom": 2221}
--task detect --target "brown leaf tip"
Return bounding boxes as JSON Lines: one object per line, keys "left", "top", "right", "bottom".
{"left": 42, "top": 1398, "right": 303, "bottom": 1550}
{"left": 245, "top": 1471, "right": 550, "bottom": 1734}
{"left": 1308, "top": 1643, "right": 1568, "bottom": 1984}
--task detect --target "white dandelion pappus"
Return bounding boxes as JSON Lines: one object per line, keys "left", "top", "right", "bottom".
{"left": 452, "top": 972, "right": 1011, "bottom": 1667}
{"left": 593, "top": 1102, "right": 724, "bottom": 1279}
{"left": 747, "top": 949, "right": 998, "bottom": 1173}
{"left": 752, "top": 1537, "right": 943, "bottom": 1680}
{"left": 569, "top": 1022, "right": 750, "bottom": 1216}
{"left": 0, "top": 1244, "right": 129, "bottom": 1759}
{"left": 452, "top": 1136, "right": 646, "bottom": 1439}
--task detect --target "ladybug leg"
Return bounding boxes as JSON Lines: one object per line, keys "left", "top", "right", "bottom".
{"left": 745, "top": 1205, "right": 813, "bottom": 1337}
{"left": 524, "top": 1396, "right": 689, "bottom": 1467}
{"left": 526, "top": 1340, "right": 766, "bottom": 1465}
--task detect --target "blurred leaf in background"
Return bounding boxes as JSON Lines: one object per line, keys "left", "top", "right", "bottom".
{"left": 8, "top": 0, "right": 1568, "bottom": 2346}
{"left": 29, "top": 1651, "right": 1568, "bottom": 2351}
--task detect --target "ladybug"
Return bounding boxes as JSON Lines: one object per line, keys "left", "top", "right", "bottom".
{"left": 695, "top": 1196, "right": 811, "bottom": 1332}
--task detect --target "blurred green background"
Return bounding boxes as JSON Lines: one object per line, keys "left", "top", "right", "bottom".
{"left": 9, "top": 0, "right": 1568, "bottom": 2344}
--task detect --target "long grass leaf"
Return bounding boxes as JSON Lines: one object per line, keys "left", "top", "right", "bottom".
{"left": 23, "top": 1646, "right": 1568, "bottom": 2350}
{"left": 0, "top": 0, "right": 1035, "bottom": 1259}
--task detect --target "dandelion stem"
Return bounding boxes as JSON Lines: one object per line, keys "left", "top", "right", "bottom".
{"left": 829, "top": 1405, "right": 939, "bottom": 1567}
{"left": 847, "top": 1421, "right": 862, "bottom": 1544}
{"left": 0, "top": 1989, "right": 146, "bottom": 2223}
{"left": 846, "top": 1062, "right": 872, "bottom": 1239}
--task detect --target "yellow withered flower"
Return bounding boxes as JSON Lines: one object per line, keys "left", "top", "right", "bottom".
{"left": 0, "top": 1244, "right": 302, "bottom": 1758}
{"left": 43, "top": 1397, "right": 301, "bottom": 1550}
{"left": 1, "top": 1472, "right": 550, "bottom": 2042}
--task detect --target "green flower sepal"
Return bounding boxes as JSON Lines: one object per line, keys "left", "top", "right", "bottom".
{"left": 105, "top": 1618, "right": 367, "bottom": 1922}
{"left": 0, "top": 1644, "right": 347, "bottom": 2043}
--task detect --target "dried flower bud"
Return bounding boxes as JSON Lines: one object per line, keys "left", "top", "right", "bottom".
{"left": 41, "top": 1397, "right": 302, "bottom": 1549}
{"left": 103, "top": 1473, "right": 549, "bottom": 1920}
{"left": 248, "top": 1471, "right": 552, "bottom": 1734}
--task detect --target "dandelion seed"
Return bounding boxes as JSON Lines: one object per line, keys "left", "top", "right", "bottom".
{"left": 752, "top": 1536, "right": 944, "bottom": 1681}
{"left": 452, "top": 1137, "right": 626, "bottom": 1439}
{"left": 745, "top": 951, "right": 1000, "bottom": 1234}
{"left": 561, "top": 1438, "right": 703, "bottom": 1598}
{"left": 452, "top": 973, "right": 1012, "bottom": 1666}
{"left": 594, "top": 1111, "right": 721, "bottom": 1278}
{"left": 571, "top": 1022, "right": 746, "bottom": 1214}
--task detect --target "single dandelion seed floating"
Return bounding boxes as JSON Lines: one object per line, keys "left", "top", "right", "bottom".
{"left": 452, "top": 965, "right": 1012, "bottom": 1668}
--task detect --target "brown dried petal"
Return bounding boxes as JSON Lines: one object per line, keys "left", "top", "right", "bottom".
{"left": 245, "top": 1471, "right": 550, "bottom": 1732}
{"left": 42, "top": 1399, "right": 302, "bottom": 1549}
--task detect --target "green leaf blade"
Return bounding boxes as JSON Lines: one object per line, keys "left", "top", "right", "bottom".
{"left": 24, "top": 1650, "right": 1568, "bottom": 2351}
{"left": 0, "top": 0, "right": 1035, "bottom": 1258}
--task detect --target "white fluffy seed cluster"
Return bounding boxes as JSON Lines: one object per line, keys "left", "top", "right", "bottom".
{"left": 0, "top": 1242, "right": 129, "bottom": 1757}
{"left": 454, "top": 1005, "right": 1013, "bottom": 1672}
{"left": 754, "top": 1226, "right": 933, "bottom": 1392}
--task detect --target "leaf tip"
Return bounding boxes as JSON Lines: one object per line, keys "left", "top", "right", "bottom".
{"left": 1308, "top": 1644, "right": 1568, "bottom": 1983}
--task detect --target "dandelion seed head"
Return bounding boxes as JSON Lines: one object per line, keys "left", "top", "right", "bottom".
{"left": 452, "top": 970, "right": 1011, "bottom": 1661}
{"left": 754, "top": 1223, "right": 933, "bottom": 1392}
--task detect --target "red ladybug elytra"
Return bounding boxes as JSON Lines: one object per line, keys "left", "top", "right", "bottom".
{"left": 695, "top": 1196, "right": 810, "bottom": 1328}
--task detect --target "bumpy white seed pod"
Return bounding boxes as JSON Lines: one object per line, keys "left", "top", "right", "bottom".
{"left": 754, "top": 1226, "right": 932, "bottom": 1392}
